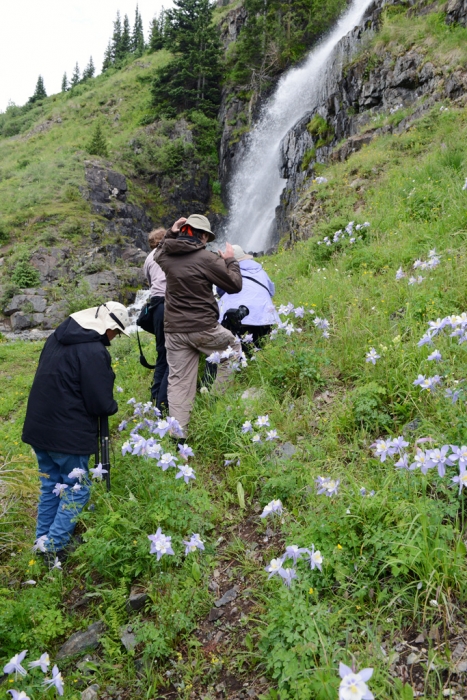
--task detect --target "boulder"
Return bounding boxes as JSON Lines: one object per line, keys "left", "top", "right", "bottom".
{"left": 10, "top": 312, "right": 32, "bottom": 331}
{"left": 56, "top": 621, "right": 106, "bottom": 660}
{"left": 30, "top": 247, "right": 67, "bottom": 282}
{"left": 4, "top": 294, "right": 47, "bottom": 316}
{"left": 121, "top": 246, "right": 147, "bottom": 264}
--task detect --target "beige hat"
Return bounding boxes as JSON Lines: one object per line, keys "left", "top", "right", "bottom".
{"left": 232, "top": 244, "right": 253, "bottom": 262}
{"left": 71, "top": 301, "right": 131, "bottom": 337}
{"left": 182, "top": 214, "right": 215, "bottom": 242}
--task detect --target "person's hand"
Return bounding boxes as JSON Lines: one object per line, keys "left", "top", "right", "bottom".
{"left": 219, "top": 242, "right": 235, "bottom": 260}
{"left": 172, "top": 217, "right": 187, "bottom": 232}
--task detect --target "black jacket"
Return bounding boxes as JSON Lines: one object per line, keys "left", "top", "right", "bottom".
{"left": 22, "top": 317, "right": 118, "bottom": 455}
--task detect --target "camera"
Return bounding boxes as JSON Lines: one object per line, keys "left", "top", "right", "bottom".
{"left": 221, "top": 305, "right": 250, "bottom": 335}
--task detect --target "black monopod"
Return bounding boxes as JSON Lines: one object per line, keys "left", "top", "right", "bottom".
{"left": 95, "top": 416, "right": 111, "bottom": 491}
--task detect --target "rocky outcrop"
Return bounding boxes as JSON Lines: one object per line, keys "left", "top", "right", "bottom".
{"left": 276, "top": 0, "right": 467, "bottom": 240}
{"left": 84, "top": 162, "right": 153, "bottom": 251}
{"left": 446, "top": 0, "right": 467, "bottom": 25}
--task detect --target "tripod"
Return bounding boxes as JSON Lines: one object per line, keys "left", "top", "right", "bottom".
{"left": 95, "top": 416, "right": 111, "bottom": 491}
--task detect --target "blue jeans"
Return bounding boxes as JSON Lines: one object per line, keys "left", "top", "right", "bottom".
{"left": 34, "top": 449, "right": 91, "bottom": 552}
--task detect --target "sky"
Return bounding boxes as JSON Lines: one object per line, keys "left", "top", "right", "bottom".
{"left": 0, "top": 0, "right": 171, "bottom": 113}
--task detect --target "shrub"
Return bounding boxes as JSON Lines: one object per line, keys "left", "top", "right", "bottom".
{"left": 11, "top": 260, "right": 40, "bottom": 288}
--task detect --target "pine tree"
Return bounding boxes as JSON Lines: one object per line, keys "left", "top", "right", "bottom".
{"left": 148, "top": 9, "right": 165, "bottom": 52}
{"left": 102, "top": 41, "right": 113, "bottom": 72}
{"left": 121, "top": 14, "right": 132, "bottom": 56}
{"left": 82, "top": 56, "right": 95, "bottom": 81}
{"left": 29, "top": 75, "right": 47, "bottom": 103}
{"left": 87, "top": 121, "right": 109, "bottom": 157}
{"left": 61, "top": 72, "right": 69, "bottom": 92}
{"left": 151, "top": 0, "right": 223, "bottom": 116}
{"left": 111, "top": 11, "right": 123, "bottom": 63}
{"left": 131, "top": 5, "right": 145, "bottom": 55}
{"left": 71, "top": 62, "right": 81, "bottom": 88}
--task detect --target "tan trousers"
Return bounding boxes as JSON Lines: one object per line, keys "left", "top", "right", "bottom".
{"left": 165, "top": 324, "right": 242, "bottom": 432}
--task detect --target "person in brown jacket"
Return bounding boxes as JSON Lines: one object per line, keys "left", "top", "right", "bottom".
{"left": 155, "top": 214, "right": 242, "bottom": 433}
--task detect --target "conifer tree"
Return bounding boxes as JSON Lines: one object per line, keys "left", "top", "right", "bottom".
{"left": 111, "top": 11, "right": 123, "bottom": 63}
{"left": 151, "top": 0, "right": 222, "bottom": 116}
{"left": 121, "top": 14, "right": 132, "bottom": 56}
{"left": 82, "top": 56, "right": 95, "bottom": 81}
{"left": 131, "top": 5, "right": 145, "bottom": 55}
{"left": 148, "top": 9, "right": 165, "bottom": 52}
{"left": 29, "top": 75, "right": 47, "bottom": 103}
{"left": 87, "top": 121, "right": 109, "bottom": 157}
{"left": 61, "top": 72, "right": 69, "bottom": 92}
{"left": 71, "top": 62, "right": 81, "bottom": 88}
{"left": 102, "top": 41, "right": 113, "bottom": 72}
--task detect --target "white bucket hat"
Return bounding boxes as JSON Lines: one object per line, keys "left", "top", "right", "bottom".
{"left": 232, "top": 244, "right": 253, "bottom": 262}
{"left": 71, "top": 301, "right": 131, "bottom": 337}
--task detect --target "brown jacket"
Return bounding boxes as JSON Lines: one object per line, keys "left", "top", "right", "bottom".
{"left": 155, "top": 232, "right": 242, "bottom": 333}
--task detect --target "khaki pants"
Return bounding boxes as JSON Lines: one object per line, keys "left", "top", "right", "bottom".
{"left": 165, "top": 324, "right": 241, "bottom": 432}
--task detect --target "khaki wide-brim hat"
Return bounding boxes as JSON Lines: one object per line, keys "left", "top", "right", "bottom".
{"left": 71, "top": 301, "right": 131, "bottom": 337}
{"left": 184, "top": 214, "right": 215, "bottom": 242}
{"left": 232, "top": 244, "right": 253, "bottom": 262}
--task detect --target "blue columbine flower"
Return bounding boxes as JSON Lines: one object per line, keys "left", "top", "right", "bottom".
{"left": 452, "top": 466, "right": 467, "bottom": 494}
{"left": 183, "top": 534, "right": 205, "bottom": 555}
{"left": 338, "top": 663, "right": 373, "bottom": 700}
{"left": 445, "top": 388, "right": 461, "bottom": 404}
{"left": 365, "top": 348, "right": 380, "bottom": 365}
{"left": 175, "top": 465, "right": 196, "bottom": 484}
{"left": 450, "top": 445, "right": 467, "bottom": 469}
{"left": 260, "top": 499, "right": 283, "bottom": 518}
{"left": 306, "top": 544, "right": 323, "bottom": 571}
{"left": 178, "top": 443, "right": 194, "bottom": 460}
{"left": 427, "top": 350, "right": 442, "bottom": 362}
{"left": 279, "top": 567, "right": 297, "bottom": 588}
{"left": 265, "top": 557, "right": 286, "bottom": 579}
{"left": 90, "top": 463, "right": 108, "bottom": 480}
{"left": 52, "top": 484, "right": 68, "bottom": 497}
{"left": 148, "top": 528, "right": 174, "bottom": 560}
{"left": 42, "top": 665, "right": 64, "bottom": 696}
{"left": 427, "top": 446, "right": 455, "bottom": 477}
{"left": 3, "top": 651, "right": 28, "bottom": 677}
{"left": 284, "top": 545, "right": 308, "bottom": 565}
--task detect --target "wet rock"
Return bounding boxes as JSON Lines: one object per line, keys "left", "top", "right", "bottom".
{"left": 81, "top": 685, "right": 99, "bottom": 700}
{"left": 208, "top": 607, "right": 225, "bottom": 622}
{"left": 215, "top": 586, "right": 239, "bottom": 607}
{"left": 56, "top": 621, "right": 106, "bottom": 660}
{"left": 126, "top": 589, "right": 149, "bottom": 613}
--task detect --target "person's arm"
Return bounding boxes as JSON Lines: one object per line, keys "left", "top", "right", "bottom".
{"left": 266, "top": 274, "right": 276, "bottom": 296}
{"left": 80, "top": 348, "right": 118, "bottom": 417}
{"left": 207, "top": 255, "right": 242, "bottom": 294}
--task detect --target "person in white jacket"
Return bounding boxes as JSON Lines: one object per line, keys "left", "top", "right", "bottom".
{"left": 217, "top": 245, "right": 279, "bottom": 348}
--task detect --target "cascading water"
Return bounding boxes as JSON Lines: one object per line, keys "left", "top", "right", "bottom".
{"left": 126, "top": 289, "right": 151, "bottom": 334}
{"left": 223, "top": 0, "right": 375, "bottom": 253}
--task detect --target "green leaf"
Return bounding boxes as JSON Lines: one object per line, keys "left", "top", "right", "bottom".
{"left": 237, "top": 482, "right": 246, "bottom": 509}
{"left": 191, "top": 561, "right": 201, "bottom": 583}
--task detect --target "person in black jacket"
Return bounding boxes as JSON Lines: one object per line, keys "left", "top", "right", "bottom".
{"left": 22, "top": 301, "right": 130, "bottom": 561}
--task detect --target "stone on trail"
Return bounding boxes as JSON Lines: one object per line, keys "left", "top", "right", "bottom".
{"left": 215, "top": 586, "right": 239, "bottom": 607}
{"left": 208, "top": 607, "right": 225, "bottom": 622}
{"left": 81, "top": 684, "right": 100, "bottom": 700}
{"left": 56, "top": 621, "right": 106, "bottom": 660}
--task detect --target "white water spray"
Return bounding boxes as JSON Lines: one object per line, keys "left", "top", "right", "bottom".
{"left": 224, "top": 0, "right": 375, "bottom": 252}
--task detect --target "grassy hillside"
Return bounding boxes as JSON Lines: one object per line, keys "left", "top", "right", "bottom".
{"left": 3, "top": 3, "right": 467, "bottom": 700}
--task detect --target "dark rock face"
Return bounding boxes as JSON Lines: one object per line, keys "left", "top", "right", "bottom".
{"left": 56, "top": 621, "right": 106, "bottom": 660}
{"left": 275, "top": 1, "right": 467, "bottom": 239}
{"left": 446, "top": 0, "right": 467, "bottom": 26}
{"left": 30, "top": 247, "right": 69, "bottom": 283}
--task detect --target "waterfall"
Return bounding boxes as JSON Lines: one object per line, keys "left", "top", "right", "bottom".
{"left": 126, "top": 289, "right": 151, "bottom": 334}
{"left": 223, "top": 0, "right": 375, "bottom": 253}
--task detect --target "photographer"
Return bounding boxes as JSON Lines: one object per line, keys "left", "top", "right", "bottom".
{"left": 155, "top": 214, "right": 242, "bottom": 434}
{"left": 143, "top": 228, "right": 168, "bottom": 412}
{"left": 217, "top": 245, "right": 279, "bottom": 350}
{"left": 22, "top": 301, "right": 130, "bottom": 562}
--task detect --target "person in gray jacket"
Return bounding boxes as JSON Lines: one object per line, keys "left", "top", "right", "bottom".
{"left": 217, "top": 245, "right": 280, "bottom": 349}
